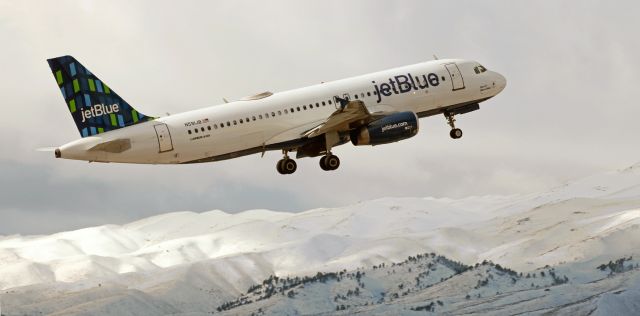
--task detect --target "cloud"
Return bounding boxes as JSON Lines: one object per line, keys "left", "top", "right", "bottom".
{"left": 0, "top": 159, "right": 308, "bottom": 235}
{"left": 0, "top": 1, "right": 639, "bottom": 234}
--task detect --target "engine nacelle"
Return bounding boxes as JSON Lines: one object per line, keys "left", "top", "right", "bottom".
{"left": 350, "top": 111, "right": 419, "bottom": 146}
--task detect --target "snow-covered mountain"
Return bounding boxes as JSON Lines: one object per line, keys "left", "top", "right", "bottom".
{"left": 2, "top": 163, "right": 640, "bottom": 315}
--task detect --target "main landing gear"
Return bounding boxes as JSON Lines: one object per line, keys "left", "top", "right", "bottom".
{"left": 319, "top": 154, "right": 340, "bottom": 171}
{"left": 276, "top": 150, "right": 297, "bottom": 175}
{"left": 276, "top": 132, "right": 342, "bottom": 174}
{"left": 445, "top": 112, "right": 463, "bottom": 139}
{"left": 319, "top": 132, "right": 340, "bottom": 172}
{"left": 275, "top": 151, "right": 341, "bottom": 175}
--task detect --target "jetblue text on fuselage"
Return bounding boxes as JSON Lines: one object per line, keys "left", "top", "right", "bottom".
{"left": 373, "top": 72, "right": 440, "bottom": 103}
{"left": 80, "top": 103, "right": 120, "bottom": 122}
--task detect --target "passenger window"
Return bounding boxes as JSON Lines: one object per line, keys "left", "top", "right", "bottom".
{"left": 214, "top": 124, "right": 218, "bottom": 129}
{"left": 290, "top": 107, "right": 294, "bottom": 112}
{"left": 265, "top": 113, "right": 269, "bottom": 118}
{"left": 322, "top": 101, "right": 326, "bottom": 106}
{"left": 367, "top": 92, "right": 371, "bottom": 97}
{"left": 354, "top": 94, "right": 359, "bottom": 99}
{"left": 207, "top": 126, "right": 211, "bottom": 130}
{"left": 194, "top": 129, "right": 198, "bottom": 133}
{"left": 278, "top": 111, "right": 282, "bottom": 115}
{"left": 239, "top": 119, "right": 243, "bottom": 123}
{"left": 271, "top": 112, "right": 275, "bottom": 117}
{"left": 226, "top": 122, "right": 230, "bottom": 126}
{"left": 252, "top": 116, "right": 256, "bottom": 121}
{"left": 296, "top": 106, "right": 300, "bottom": 111}
{"left": 188, "top": 130, "right": 192, "bottom": 134}
{"left": 328, "top": 100, "right": 332, "bottom": 105}
{"left": 374, "top": 91, "right": 378, "bottom": 95}
{"left": 259, "top": 114, "right": 263, "bottom": 119}
{"left": 315, "top": 102, "right": 319, "bottom": 107}
{"left": 361, "top": 93, "right": 365, "bottom": 98}
{"left": 246, "top": 117, "right": 250, "bottom": 122}
{"left": 233, "top": 120, "right": 237, "bottom": 125}
{"left": 201, "top": 127, "right": 205, "bottom": 132}
{"left": 303, "top": 105, "right": 307, "bottom": 110}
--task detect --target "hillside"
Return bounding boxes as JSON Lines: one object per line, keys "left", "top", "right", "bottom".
{"left": 2, "top": 164, "right": 640, "bottom": 315}
{"left": 215, "top": 254, "right": 639, "bottom": 315}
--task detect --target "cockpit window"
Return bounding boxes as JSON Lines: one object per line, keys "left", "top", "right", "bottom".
{"left": 474, "top": 65, "right": 488, "bottom": 74}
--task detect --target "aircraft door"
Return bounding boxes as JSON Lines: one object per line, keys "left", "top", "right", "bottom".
{"left": 444, "top": 63, "right": 465, "bottom": 91}
{"left": 154, "top": 123, "right": 174, "bottom": 153}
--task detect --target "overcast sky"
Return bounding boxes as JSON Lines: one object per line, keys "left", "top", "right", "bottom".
{"left": 1, "top": 0, "right": 639, "bottom": 235}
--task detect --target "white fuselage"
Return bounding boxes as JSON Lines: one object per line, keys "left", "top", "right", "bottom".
{"left": 57, "top": 59, "right": 506, "bottom": 164}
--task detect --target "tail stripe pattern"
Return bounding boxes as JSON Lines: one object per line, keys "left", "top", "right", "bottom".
{"left": 47, "top": 55, "right": 153, "bottom": 137}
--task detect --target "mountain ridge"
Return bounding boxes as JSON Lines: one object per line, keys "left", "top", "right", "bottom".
{"left": 2, "top": 164, "right": 640, "bottom": 314}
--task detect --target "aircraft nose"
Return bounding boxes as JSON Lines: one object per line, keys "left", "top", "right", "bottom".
{"left": 493, "top": 72, "right": 506, "bottom": 93}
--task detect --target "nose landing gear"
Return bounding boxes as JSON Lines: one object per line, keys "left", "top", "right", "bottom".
{"left": 445, "top": 112, "right": 463, "bottom": 139}
{"left": 449, "top": 128, "right": 463, "bottom": 139}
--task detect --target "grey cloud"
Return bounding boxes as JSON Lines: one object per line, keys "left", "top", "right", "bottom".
{"left": 0, "top": 159, "right": 306, "bottom": 235}
{"left": 0, "top": 1, "right": 639, "bottom": 234}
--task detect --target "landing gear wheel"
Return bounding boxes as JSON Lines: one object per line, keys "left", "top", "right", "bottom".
{"left": 277, "top": 150, "right": 297, "bottom": 175}
{"left": 277, "top": 158, "right": 297, "bottom": 174}
{"left": 277, "top": 159, "right": 286, "bottom": 174}
{"left": 282, "top": 159, "right": 297, "bottom": 174}
{"left": 444, "top": 112, "right": 463, "bottom": 140}
{"left": 319, "top": 156, "right": 329, "bottom": 171}
{"left": 326, "top": 155, "right": 340, "bottom": 170}
{"left": 320, "top": 155, "right": 340, "bottom": 171}
{"left": 450, "top": 128, "right": 463, "bottom": 139}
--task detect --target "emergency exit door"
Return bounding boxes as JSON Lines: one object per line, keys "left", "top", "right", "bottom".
{"left": 154, "top": 123, "right": 174, "bottom": 153}
{"left": 445, "top": 63, "right": 465, "bottom": 91}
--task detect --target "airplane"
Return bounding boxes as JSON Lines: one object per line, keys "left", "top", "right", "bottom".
{"left": 47, "top": 55, "right": 506, "bottom": 174}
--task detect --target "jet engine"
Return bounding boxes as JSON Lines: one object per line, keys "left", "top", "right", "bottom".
{"left": 350, "top": 111, "right": 419, "bottom": 146}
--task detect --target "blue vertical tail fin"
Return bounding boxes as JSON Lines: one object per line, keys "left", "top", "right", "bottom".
{"left": 47, "top": 55, "right": 153, "bottom": 137}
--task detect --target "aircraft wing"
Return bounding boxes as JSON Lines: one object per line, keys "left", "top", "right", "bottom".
{"left": 302, "top": 100, "right": 389, "bottom": 138}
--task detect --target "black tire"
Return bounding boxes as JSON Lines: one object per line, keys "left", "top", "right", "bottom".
{"left": 283, "top": 159, "right": 297, "bottom": 174}
{"left": 319, "top": 156, "right": 329, "bottom": 171}
{"left": 276, "top": 159, "right": 286, "bottom": 174}
{"left": 450, "top": 128, "right": 463, "bottom": 139}
{"left": 326, "top": 155, "right": 340, "bottom": 170}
